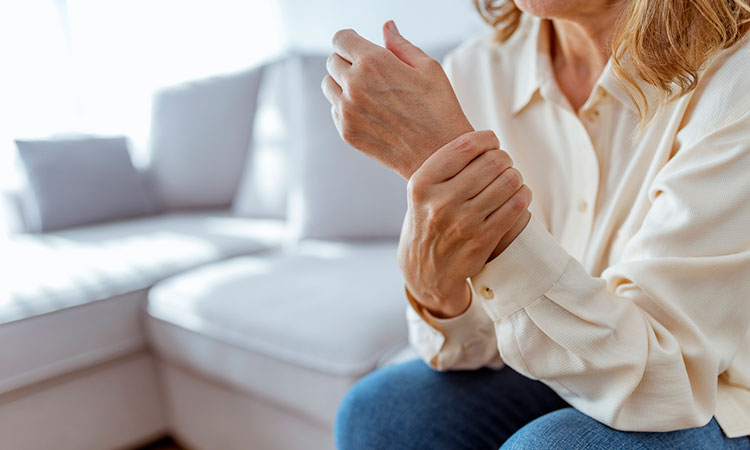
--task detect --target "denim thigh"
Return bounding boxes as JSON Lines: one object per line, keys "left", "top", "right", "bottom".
{"left": 335, "top": 359, "right": 568, "bottom": 450}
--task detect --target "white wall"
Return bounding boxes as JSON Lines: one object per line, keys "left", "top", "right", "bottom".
{"left": 0, "top": 0, "right": 490, "bottom": 191}
{"left": 279, "top": 0, "right": 488, "bottom": 52}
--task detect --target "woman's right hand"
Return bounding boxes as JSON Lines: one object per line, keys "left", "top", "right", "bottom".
{"left": 397, "top": 130, "right": 532, "bottom": 318}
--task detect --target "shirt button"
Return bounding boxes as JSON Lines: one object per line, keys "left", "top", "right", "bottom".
{"left": 578, "top": 200, "right": 589, "bottom": 213}
{"left": 480, "top": 286, "right": 495, "bottom": 300}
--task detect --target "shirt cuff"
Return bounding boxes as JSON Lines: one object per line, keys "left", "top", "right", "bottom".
{"left": 471, "top": 214, "right": 571, "bottom": 320}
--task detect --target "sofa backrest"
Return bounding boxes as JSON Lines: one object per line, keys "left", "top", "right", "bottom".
{"left": 147, "top": 66, "right": 264, "bottom": 211}
{"left": 4, "top": 43, "right": 459, "bottom": 238}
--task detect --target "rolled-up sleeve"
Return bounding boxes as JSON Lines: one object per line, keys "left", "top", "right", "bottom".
{"left": 468, "top": 112, "right": 750, "bottom": 432}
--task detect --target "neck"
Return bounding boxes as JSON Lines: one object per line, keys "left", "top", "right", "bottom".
{"left": 548, "top": 2, "right": 626, "bottom": 110}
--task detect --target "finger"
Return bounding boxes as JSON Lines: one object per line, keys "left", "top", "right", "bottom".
{"left": 417, "top": 130, "right": 498, "bottom": 183}
{"left": 469, "top": 167, "right": 524, "bottom": 218}
{"left": 331, "top": 105, "right": 344, "bottom": 137}
{"left": 321, "top": 74, "right": 342, "bottom": 107}
{"left": 449, "top": 150, "right": 514, "bottom": 200}
{"left": 382, "top": 20, "right": 430, "bottom": 68}
{"left": 484, "top": 184, "right": 532, "bottom": 232}
{"left": 326, "top": 52, "right": 352, "bottom": 86}
{"left": 332, "top": 28, "right": 379, "bottom": 63}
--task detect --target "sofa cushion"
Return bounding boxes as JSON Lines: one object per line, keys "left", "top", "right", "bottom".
{"left": 3, "top": 212, "right": 284, "bottom": 324}
{"left": 146, "top": 241, "right": 409, "bottom": 426}
{"left": 15, "top": 136, "right": 157, "bottom": 232}
{"left": 233, "top": 58, "right": 290, "bottom": 220}
{"left": 148, "top": 66, "right": 263, "bottom": 210}
{"left": 1, "top": 211, "right": 284, "bottom": 394}
{"left": 286, "top": 53, "right": 408, "bottom": 241}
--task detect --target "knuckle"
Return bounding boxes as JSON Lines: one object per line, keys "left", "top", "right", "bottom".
{"left": 346, "top": 83, "right": 365, "bottom": 103}
{"left": 522, "top": 184, "right": 533, "bottom": 204}
{"left": 427, "top": 201, "right": 450, "bottom": 226}
{"left": 422, "top": 57, "right": 442, "bottom": 72}
{"left": 480, "top": 130, "right": 500, "bottom": 149}
{"left": 485, "top": 150, "right": 509, "bottom": 171}
{"left": 503, "top": 167, "right": 523, "bottom": 190}
{"left": 454, "top": 220, "right": 477, "bottom": 240}
{"left": 509, "top": 185, "right": 531, "bottom": 212}
{"left": 357, "top": 50, "right": 381, "bottom": 68}
{"left": 332, "top": 29, "right": 353, "bottom": 46}
{"left": 407, "top": 176, "right": 427, "bottom": 201}
{"left": 497, "top": 150, "right": 513, "bottom": 166}
{"left": 453, "top": 133, "right": 477, "bottom": 154}
{"left": 466, "top": 235, "right": 486, "bottom": 254}
{"left": 321, "top": 74, "right": 335, "bottom": 92}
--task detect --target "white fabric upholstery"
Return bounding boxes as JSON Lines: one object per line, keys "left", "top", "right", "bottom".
{"left": 3, "top": 212, "right": 284, "bottom": 324}
{"left": 0, "top": 352, "right": 166, "bottom": 450}
{"left": 147, "top": 241, "right": 408, "bottom": 425}
{"left": 160, "top": 362, "right": 335, "bottom": 450}
{"left": 286, "top": 53, "right": 408, "bottom": 240}
{"left": 15, "top": 136, "right": 157, "bottom": 232}
{"left": 148, "top": 67, "right": 263, "bottom": 210}
{"left": 1, "top": 211, "right": 283, "bottom": 395}
{"left": 1, "top": 189, "right": 26, "bottom": 234}
{"left": 0, "top": 290, "right": 147, "bottom": 395}
{"left": 233, "top": 59, "right": 290, "bottom": 220}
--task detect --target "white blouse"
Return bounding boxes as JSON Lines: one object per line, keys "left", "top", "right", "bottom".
{"left": 406, "top": 15, "right": 750, "bottom": 437}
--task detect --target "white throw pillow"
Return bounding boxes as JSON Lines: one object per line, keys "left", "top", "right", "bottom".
{"left": 286, "top": 53, "right": 408, "bottom": 241}
{"left": 148, "top": 66, "right": 263, "bottom": 210}
{"left": 15, "top": 136, "right": 157, "bottom": 232}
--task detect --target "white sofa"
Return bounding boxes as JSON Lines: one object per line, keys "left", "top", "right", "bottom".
{"left": 0, "top": 47, "right": 459, "bottom": 450}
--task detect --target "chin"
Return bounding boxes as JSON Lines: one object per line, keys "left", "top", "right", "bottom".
{"left": 513, "top": 0, "right": 581, "bottom": 19}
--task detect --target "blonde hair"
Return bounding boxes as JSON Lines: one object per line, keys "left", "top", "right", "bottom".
{"left": 473, "top": 0, "right": 750, "bottom": 120}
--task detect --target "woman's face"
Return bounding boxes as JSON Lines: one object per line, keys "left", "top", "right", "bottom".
{"left": 513, "top": 0, "right": 617, "bottom": 20}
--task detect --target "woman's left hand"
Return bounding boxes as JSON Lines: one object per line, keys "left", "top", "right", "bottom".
{"left": 398, "top": 130, "right": 532, "bottom": 319}
{"left": 321, "top": 20, "right": 474, "bottom": 179}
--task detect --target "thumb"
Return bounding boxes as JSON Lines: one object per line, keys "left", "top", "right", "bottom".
{"left": 383, "top": 20, "right": 428, "bottom": 68}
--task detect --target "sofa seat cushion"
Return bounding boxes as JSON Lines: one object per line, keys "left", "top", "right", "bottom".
{"left": 146, "top": 241, "right": 409, "bottom": 426}
{"left": 0, "top": 212, "right": 284, "bottom": 394}
{"left": 4, "top": 212, "right": 284, "bottom": 324}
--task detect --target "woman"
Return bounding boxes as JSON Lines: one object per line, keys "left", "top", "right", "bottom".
{"left": 322, "top": 0, "right": 750, "bottom": 448}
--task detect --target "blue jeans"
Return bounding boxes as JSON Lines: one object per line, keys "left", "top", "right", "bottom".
{"left": 335, "top": 359, "right": 750, "bottom": 449}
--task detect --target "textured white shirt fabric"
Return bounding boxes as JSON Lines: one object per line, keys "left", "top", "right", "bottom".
{"left": 406, "top": 15, "right": 750, "bottom": 437}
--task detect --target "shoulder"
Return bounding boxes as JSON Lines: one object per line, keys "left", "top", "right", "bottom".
{"left": 441, "top": 15, "right": 536, "bottom": 85}
{"left": 677, "top": 34, "right": 750, "bottom": 143}
{"left": 441, "top": 30, "right": 496, "bottom": 69}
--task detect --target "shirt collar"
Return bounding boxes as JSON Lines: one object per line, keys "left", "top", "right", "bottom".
{"left": 511, "top": 16, "right": 548, "bottom": 115}
{"left": 510, "top": 16, "right": 643, "bottom": 115}
{"left": 597, "top": 60, "right": 640, "bottom": 114}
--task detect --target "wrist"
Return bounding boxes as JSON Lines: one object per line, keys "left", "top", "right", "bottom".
{"left": 402, "top": 122, "right": 475, "bottom": 180}
{"left": 407, "top": 281, "right": 472, "bottom": 319}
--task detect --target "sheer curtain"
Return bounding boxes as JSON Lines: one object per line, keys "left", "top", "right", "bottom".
{"left": 0, "top": 0, "right": 285, "bottom": 190}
